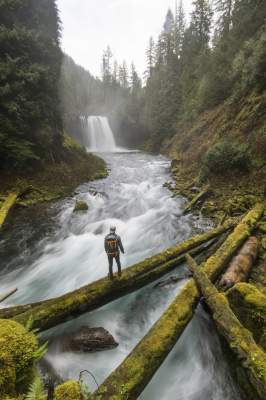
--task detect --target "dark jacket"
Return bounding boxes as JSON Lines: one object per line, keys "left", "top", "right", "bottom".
{"left": 104, "top": 233, "right": 124, "bottom": 255}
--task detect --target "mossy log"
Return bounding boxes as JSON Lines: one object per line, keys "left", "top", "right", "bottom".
{"left": 10, "top": 222, "right": 236, "bottom": 331}
{"left": 227, "top": 283, "right": 266, "bottom": 351}
{"left": 91, "top": 204, "right": 263, "bottom": 400}
{"left": 183, "top": 185, "right": 210, "bottom": 214}
{"left": 218, "top": 236, "right": 258, "bottom": 290}
{"left": 0, "top": 192, "right": 19, "bottom": 228}
{"left": 186, "top": 254, "right": 266, "bottom": 400}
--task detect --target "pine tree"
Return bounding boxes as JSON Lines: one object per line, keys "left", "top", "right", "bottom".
{"left": 214, "top": 0, "right": 234, "bottom": 36}
{"left": 145, "top": 36, "right": 155, "bottom": 79}
{"left": 232, "top": 0, "right": 266, "bottom": 44}
{"left": 112, "top": 60, "right": 119, "bottom": 85}
{"left": 190, "top": 0, "right": 213, "bottom": 50}
{"left": 101, "top": 46, "right": 113, "bottom": 86}
{"left": 119, "top": 61, "right": 129, "bottom": 89}
{"left": 130, "top": 63, "right": 142, "bottom": 93}
{"left": 174, "top": 0, "right": 186, "bottom": 57}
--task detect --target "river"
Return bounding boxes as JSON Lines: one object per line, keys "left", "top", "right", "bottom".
{"left": 0, "top": 151, "right": 242, "bottom": 399}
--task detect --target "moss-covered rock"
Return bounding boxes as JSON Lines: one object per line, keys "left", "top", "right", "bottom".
{"left": 55, "top": 380, "right": 83, "bottom": 400}
{"left": 0, "top": 319, "right": 38, "bottom": 397}
{"left": 74, "top": 200, "right": 89, "bottom": 212}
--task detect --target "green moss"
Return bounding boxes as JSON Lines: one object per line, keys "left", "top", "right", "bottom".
{"left": 0, "top": 192, "right": 18, "bottom": 228}
{"left": 92, "top": 205, "right": 264, "bottom": 400}
{"left": 227, "top": 283, "right": 266, "bottom": 350}
{"left": 0, "top": 319, "right": 38, "bottom": 397}
{"left": 74, "top": 200, "right": 89, "bottom": 212}
{"left": 55, "top": 380, "right": 83, "bottom": 400}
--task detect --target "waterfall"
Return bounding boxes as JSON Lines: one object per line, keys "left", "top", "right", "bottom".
{"left": 83, "top": 116, "right": 117, "bottom": 152}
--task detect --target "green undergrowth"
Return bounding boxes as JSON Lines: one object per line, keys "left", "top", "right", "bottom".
{"left": 0, "top": 134, "right": 107, "bottom": 209}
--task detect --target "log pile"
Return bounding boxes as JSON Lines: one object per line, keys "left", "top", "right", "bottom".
{"left": 186, "top": 254, "right": 266, "bottom": 400}
{"left": 91, "top": 204, "right": 263, "bottom": 400}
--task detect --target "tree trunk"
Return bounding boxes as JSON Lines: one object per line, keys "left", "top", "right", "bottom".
{"left": 11, "top": 221, "right": 235, "bottom": 331}
{"left": 91, "top": 204, "right": 263, "bottom": 400}
{"left": 218, "top": 236, "right": 258, "bottom": 290}
{"left": 186, "top": 254, "right": 266, "bottom": 400}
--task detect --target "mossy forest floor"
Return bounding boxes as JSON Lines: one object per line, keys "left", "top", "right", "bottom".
{"left": 0, "top": 135, "right": 107, "bottom": 210}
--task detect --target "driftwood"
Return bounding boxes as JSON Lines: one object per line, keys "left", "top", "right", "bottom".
{"left": 186, "top": 254, "right": 266, "bottom": 400}
{"left": 0, "top": 222, "right": 234, "bottom": 328}
{"left": 91, "top": 204, "right": 263, "bottom": 400}
{"left": 0, "top": 187, "right": 32, "bottom": 228}
{"left": 218, "top": 236, "right": 258, "bottom": 290}
{"left": 227, "top": 282, "right": 266, "bottom": 351}
{"left": 0, "top": 288, "right": 17, "bottom": 303}
{"left": 183, "top": 185, "right": 210, "bottom": 214}
{"left": 0, "top": 192, "right": 19, "bottom": 228}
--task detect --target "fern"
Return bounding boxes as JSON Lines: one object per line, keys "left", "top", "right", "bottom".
{"left": 33, "top": 341, "right": 48, "bottom": 362}
{"left": 25, "top": 315, "right": 40, "bottom": 335}
{"left": 25, "top": 376, "right": 46, "bottom": 400}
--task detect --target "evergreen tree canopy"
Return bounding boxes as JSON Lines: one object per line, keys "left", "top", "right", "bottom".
{"left": 0, "top": 0, "right": 62, "bottom": 167}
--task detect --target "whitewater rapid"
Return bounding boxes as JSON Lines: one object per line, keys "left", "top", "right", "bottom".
{"left": 0, "top": 152, "right": 242, "bottom": 399}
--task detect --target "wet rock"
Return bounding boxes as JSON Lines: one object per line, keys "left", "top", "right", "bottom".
{"left": 53, "top": 327, "right": 118, "bottom": 353}
{"left": 73, "top": 200, "right": 88, "bottom": 212}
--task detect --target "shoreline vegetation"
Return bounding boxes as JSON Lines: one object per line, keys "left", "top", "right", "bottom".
{"left": 0, "top": 134, "right": 107, "bottom": 227}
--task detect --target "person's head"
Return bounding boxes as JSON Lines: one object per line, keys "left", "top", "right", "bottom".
{"left": 110, "top": 226, "right": 116, "bottom": 233}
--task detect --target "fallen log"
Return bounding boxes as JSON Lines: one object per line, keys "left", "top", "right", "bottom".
{"left": 218, "top": 236, "right": 258, "bottom": 290}
{"left": 91, "top": 204, "right": 263, "bottom": 400}
{"left": 0, "top": 192, "right": 19, "bottom": 228}
{"left": 186, "top": 254, "right": 266, "bottom": 400}
{"left": 227, "top": 282, "right": 266, "bottom": 351}
{"left": 0, "top": 221, "right": 234, "bottom": 324}
{"left": 0, "top": 288, "right": 17, "bottom": 303}
{"left": 153, "top": 233, "right": 229, "bottom": 289}
{"left": 183, "top": 185, "right": 210, "bottom": 214}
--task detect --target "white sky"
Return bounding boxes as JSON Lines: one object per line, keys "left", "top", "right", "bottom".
{"left": 57, "top": 0, "right": 193, "bottom": 78}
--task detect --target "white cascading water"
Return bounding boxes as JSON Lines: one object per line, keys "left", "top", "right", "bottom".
{"left": 0, "top": 152, "right": 242, "bottom": 400}
{"left": 83, "top": 116, "right": 117, "bottom": 152}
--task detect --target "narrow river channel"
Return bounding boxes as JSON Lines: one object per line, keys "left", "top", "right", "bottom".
{"left": 0, "top": 151, "right": 242, "bottom": 399}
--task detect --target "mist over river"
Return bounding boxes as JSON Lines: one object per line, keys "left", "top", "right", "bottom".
{"left": 0, "top": 151, "right": 242, "bottom": 400}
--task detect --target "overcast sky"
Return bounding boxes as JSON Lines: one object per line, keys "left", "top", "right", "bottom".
{"left": 57, "top": 0, "right": 193, "bottom": 78}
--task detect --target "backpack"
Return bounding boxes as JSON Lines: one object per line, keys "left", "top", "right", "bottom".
{"left": 106, "top": 234, "right": 119, "bottom": 255}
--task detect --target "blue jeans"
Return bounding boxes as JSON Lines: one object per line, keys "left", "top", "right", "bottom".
{"left": 108, "top": 254, "right": 121, "bottom": 279}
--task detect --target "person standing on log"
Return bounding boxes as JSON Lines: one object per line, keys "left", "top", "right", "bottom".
{"left": 104, "top": 226, "right": 124, "bottom": 280}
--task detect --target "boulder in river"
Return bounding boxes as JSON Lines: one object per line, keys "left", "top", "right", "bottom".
{"left": 52, "top": 327, "right": 118, "bottom": 353}
{"left": 73, "top": 200, "right": 88, "bottom": 212}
